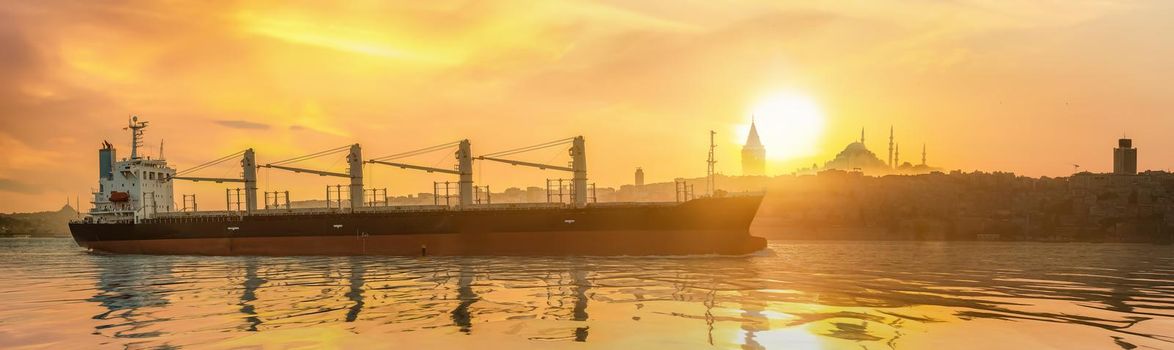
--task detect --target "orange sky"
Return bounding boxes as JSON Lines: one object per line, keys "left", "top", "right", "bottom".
{"left": 1, "top": 1, "right": 1172, "bottom": 212}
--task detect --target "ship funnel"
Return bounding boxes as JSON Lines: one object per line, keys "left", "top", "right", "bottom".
{"left": 99, "top": 141, "right": 116, "bottom": 181}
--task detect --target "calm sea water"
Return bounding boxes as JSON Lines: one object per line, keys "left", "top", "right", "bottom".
{"left": 0, "top": 238, "right": 1171, "bottom": 350}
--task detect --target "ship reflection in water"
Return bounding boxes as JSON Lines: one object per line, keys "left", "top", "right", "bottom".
{"left": 1, "top": 240, "right": 1173, "bottom": 349}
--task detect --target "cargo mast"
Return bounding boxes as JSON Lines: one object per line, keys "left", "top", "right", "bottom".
{"left": 168, "top": 149, "right": 258, "bottom": 214}
{"left": 260, "top": 144, "right": 364, "bottom": 209}
{"left": 478, "top": 136, "right": 587, "bottom": 208}
{"left": 707, "top": 130, "right": 716, "bottom": 196}
{"left": 366, "top": 140, "right": 474, "bottom": 207}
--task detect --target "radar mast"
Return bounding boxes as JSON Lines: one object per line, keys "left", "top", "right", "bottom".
{"left": 124, "top": 116, "right": 149, "bottom": 159}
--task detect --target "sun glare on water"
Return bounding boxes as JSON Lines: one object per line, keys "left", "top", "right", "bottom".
{"left": 738, "top": 92, "right": 825, "bottom": 161}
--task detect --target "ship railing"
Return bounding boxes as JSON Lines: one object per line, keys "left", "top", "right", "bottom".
{"left": 140, "top": 197, "right": 732, "bottom": 225}
{"left": 459, "top": 202, "right": 568, "bottom": 210}
{"left": 250, "top": 207, "right": 349, "bottom": 216}
{"left": 351, "top": 205, "right": 450, "bottom": 214}
{"left": 146, "top": 205, "right": 454, "bottom": 221}
{"left": 154, "top": 210, "right": 241, "bottom": 218}
{"left": 246, "top": 206, "right": 451, "bottom": 216}
{"left": 144, "top": 213, "right": 244, "bottom": 224}
{"left": 458, "top": 201, "right": 682, "bottom": 210}
{"left": 725, "top": 190, "right": 767, "bottom": 197}
{"left": 584, "top": 201, "right": 680, "bottom": 208}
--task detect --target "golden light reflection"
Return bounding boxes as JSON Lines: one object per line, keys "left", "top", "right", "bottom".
{"left": 749, "top": 326, "right": 823, "bottom": 350}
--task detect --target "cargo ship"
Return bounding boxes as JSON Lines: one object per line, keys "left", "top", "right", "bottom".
{"left": 69, "top": 117, "right": 765, "bottom": 256}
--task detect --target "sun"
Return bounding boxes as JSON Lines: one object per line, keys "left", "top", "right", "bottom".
{"left": 738, "top": 92, "right": 825, "bottom": 161}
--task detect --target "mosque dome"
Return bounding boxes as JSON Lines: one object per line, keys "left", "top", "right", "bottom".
{"left": 842, "top": 142, "right": 869, "bottom": 153}
{"left": 824, "top": 141, "right": 887, "bottom": 172}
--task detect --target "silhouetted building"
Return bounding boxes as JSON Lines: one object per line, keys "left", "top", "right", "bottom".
{"left": 816, "top": 127, "right": 939, "bottom": 175}
{"left": 742, "top": 120, "right": 765, "bottom": 176}
{"left": 887, "top": 126, "right": 894, "bottom": 169}
{"left": 824, "top": 129, "right": 888, "bottom": 173}
{"left": 634, "top": 167, "right": 645, "bottom": 186}
{"left": 1114, "top": 138, "right": 1137, "bottom": 175}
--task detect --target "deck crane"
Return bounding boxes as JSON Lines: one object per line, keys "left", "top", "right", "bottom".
{"left": 477, "top": 136, "right": 587, "bottom": 207}
{"left": 366, "top": 140, "right": 474, "bottom": 207}
{"left": 167, "top": 149, "right": 259, "bottom": 214}
{"left": 259, "top": 144, "right": 364, "bottom": 209}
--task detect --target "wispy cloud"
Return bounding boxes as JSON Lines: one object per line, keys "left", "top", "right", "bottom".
{"left": 0, "top": 178, "right": 40, "bottom": 195}
{"left": 214, "top": 119, "right": 270, "bottom": 130}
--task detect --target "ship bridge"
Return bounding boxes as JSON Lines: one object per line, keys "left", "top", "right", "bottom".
{"left": 90, "top": 116, "right": 176, "bottom": 223}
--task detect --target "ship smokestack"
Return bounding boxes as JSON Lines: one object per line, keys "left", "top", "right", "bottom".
{"left": 99, "top": 141, "right": 116, "bottom": 180}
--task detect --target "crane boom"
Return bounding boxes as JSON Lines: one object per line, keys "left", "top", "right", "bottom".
{"left": 260, "top": 164, "right": 349, "bottom": 178}
{"left": 169, "top": 176, "right": 246, "bottom": 183}
{"left": 366, "top": 160, "right": 459, "bottom": 175}
{"left": 476, "top": 156, "right": 573, "bottom": 172}
{"left": 170, "top": 148, "right": 258, "bottom": 214}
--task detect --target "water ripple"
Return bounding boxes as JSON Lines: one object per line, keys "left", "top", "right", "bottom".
{"left": 1, "top": 239, "right": 1172, "bottom": 349}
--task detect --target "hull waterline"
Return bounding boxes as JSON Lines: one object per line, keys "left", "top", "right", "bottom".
{"left": 70, "top": 196, "right": 766, "bottom": 256}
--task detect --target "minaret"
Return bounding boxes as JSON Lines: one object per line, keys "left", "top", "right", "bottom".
{"left": 894, "top": 143, "right": 900, "bottom": 167}
{"left": 860, "top": 128, "right": 865, "bottom": 145}
{"left": 741, "top": 118, "right": 766, "bottom": 176}
{"left": 921, "top": 143, "right": 927, "bottom": 166}
{"left": 887, "top": 126, "right": 894, "bottom": 169}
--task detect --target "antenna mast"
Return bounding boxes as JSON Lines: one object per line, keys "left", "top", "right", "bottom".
{"left": 707, "top": 130, "right": 716, "bottom": 196}
{"left": 124, "top": 116, "right": 149, "bottom": 159}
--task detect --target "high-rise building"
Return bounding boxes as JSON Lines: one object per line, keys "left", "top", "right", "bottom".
{"left": 742, "top": 120, "right": 766, "bottom": 176}
{"left": 1114, "top": 138, "right": 1137, "bottom": 175}
{"left": 634, "top": 167, "right": 645, "bottom": 186}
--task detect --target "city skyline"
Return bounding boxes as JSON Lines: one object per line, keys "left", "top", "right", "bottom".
{"left": 1, "top": 1, "right": 1173, "bottom": 212}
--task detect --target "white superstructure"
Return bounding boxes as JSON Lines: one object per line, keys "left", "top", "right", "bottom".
{"left": 90, "top": 117, "right": 175, "bottom": 223}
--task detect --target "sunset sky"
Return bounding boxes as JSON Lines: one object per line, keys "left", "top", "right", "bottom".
{"left": 1, "top": 0, "right": 1172, "bottom": 212}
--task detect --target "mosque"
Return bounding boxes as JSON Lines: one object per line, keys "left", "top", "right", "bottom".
{"left": 821, "top": 126, "right": 937, "bottom": 174}
{"left": 742, "top": 123, "right": 938, "bottom": 176}
{"left": 822, "top": 128, "right": 888, "bottom": 172}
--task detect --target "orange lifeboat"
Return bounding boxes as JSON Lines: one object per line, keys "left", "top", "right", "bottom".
{"left": 109, "top": 191, "right": 130, "bottom": 202}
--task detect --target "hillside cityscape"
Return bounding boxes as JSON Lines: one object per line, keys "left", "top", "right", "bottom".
{"left": 4, "top": 125, "right": 1169, "bottom": 243}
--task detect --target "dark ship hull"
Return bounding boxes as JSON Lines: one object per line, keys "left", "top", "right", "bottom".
{"left": 69, "top": 196, "right": 765, "bottom": 256}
